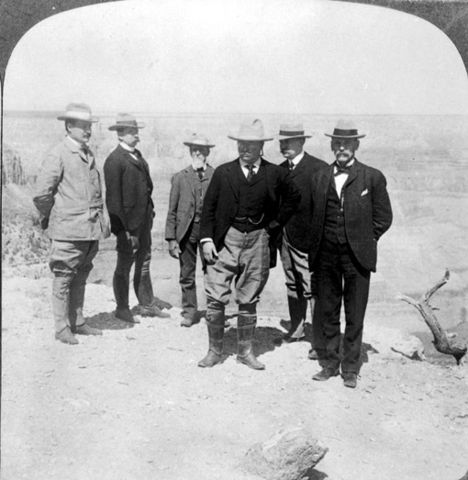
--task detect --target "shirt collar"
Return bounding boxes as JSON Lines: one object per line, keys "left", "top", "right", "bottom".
{"left": 239, "top": 158, "right": 262, "bottom": 170}
{"left": 289, "top": 151, "right": 304, "bottom": 167}
{"left": 192, "top": 163, "right": 207, "bottom": 172}
{"left": 66, "top": 135, "right": 86, "bottom": 150}
{"left": 120, "top": 141, "right": 135, "bottom": 153}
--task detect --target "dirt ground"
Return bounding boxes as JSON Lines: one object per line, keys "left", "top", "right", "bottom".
{"left": 2, "top": 248, "right": 468, "bottom": 480}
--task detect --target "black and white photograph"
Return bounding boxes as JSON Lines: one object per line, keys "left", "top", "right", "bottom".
{"left": 1, "top": 1, "right": 468, "bottom": 479}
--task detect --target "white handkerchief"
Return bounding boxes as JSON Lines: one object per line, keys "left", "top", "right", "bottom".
{"left": 361, "top": 188, "right": 369, "bottom": 196}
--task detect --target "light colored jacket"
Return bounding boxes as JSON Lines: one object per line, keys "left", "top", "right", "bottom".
{"left": 165, "top": 165, "right": 214, "bottom": 243}
{"left": 33, "top": 136, "right": 110, "bottom": 241}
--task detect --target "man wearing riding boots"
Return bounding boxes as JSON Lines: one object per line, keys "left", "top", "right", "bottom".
{"left": 33, "top": 102, "right": 109, "bottom": 345}
{"left": 165, "top": 133, "right": 215, "bottom": 327}
{"left": 309, "top": 120, "right": 392, "bottom": 388}
{"left": 198, "top": 119, "right": 300, "bottom": 370}
{"left": 104, "top": 113, "right": 171, "bottom": 324}
{"left": 276, "top": 123, "right": 327, "bottom": 359}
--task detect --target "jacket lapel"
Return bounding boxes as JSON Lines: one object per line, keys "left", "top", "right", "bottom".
{"left": 226, "top": 160, "right": 242, "bottom": 201}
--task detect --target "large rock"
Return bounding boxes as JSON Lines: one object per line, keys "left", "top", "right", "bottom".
{"left": 243, "top": 427, "right": 328, "bottom": 480}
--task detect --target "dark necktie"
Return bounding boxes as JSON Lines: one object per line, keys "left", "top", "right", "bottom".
{"left": 245, "top": 164, "right": 256, "bottom": 182}
{"left": 334, "top": 161, "right": 352, "bottom": 175}
{"left": 288, "top": 161, "right": 294, "bottom": 171}
{"left": 196, "top": 168, "right": 204, "bottom": 180}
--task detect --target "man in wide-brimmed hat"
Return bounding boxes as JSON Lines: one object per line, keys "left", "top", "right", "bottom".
{"left": 104, "top": 113, "right": 171, "bottom": 324}
{"left": 165, "top": 133, "right": 215, "bottom": 327}
{"left": 275, "top": 123, "right": 327, "bottom": 357}
{"left": 33, "top": 102, "right": 109, "bottom": 344}
{"left": 198, "top": 119, "right": 300, "bottom": 370}
{"left": 309, "top": 120, "right": 392, "bottom": 388}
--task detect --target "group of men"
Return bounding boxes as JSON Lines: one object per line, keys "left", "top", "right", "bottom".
{"left": 33, "top": 102, "right": 392, "bottom": 389}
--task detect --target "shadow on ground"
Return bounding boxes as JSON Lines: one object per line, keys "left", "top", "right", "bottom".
{"left": 86, "top": 311, "right": 137, "bottom": 331}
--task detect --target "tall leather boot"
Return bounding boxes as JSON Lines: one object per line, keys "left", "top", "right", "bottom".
{"left": 237, "top": 314, "right": 265, "bottom": 370}
{"left": 198, "top": 310, "right": 225, "bottom": 368}
{"left": 53, "top": 274, "right": 78, "bottom": 345}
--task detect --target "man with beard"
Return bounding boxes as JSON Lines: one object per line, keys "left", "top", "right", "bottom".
{"left": 104, "top": 113, "right": 171, "bottom": 324}
{"left": 33, "top": 102, "right": 108, "bottom": 344}
{"left": 165, "top": 133, "right": 215, "bottom": 327}
{"left": 198, "top": 119, "right": 300, "bottom": 370}
{"left": 309, "top": 120, "right": 392, "bottom": 388}
{"left": 276, "top": 123, "right": 327, "bottom": 359}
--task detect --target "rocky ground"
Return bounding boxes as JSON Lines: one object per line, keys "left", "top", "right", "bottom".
{"left": 2, "top": 249, "right": 468, "bottom": 480}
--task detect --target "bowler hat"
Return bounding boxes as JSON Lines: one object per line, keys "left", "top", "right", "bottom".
{"left": 278, "top": 123, "right": 312, "bottom": 140}
{"left": 228, "top": 119, "right": 273, "bottom": 142}
{"left": 57, "top": 102, "right": 98, "bottom": 123}
{"left": 325, "top": 119, "right": 366, "bottom": 139}
{"left": 183, "top": 133, "right": 215, "bottom": 148}
{"left": 108, "top": 113, "right": 145, "bottom": 131}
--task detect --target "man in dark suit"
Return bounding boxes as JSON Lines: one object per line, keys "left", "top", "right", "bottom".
{"left": 165, "top": 133, "right": 215, "bottom": 327}
{"left": 104, "top": 113, "right": 171, "bottom": 324}
{"left": 276, "top": 124, "right": 327, "bottom": 358}
{"left": 198, "top": 119, "right": 300, "bottom": 370}
{"left": 309, "top": 120, "right": 392, "bottom": 388}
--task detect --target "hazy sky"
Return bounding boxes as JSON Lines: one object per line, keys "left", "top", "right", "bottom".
{"left": 3, "top": 0, "right": 468, "bottom": 114}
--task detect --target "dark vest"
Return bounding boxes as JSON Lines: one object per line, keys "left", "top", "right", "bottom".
{"left": 323, "top": 180, "right": 347, "bottom": 244}
{"left": 232, "top": 164, "right": 268, "bottom": 233}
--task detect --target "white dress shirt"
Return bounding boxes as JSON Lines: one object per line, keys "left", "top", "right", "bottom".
{"left": 288, "top": 151, "right": 304, "bottom": 170}
{"left": 334, "top": 158, "right": 355, "bottom": 198}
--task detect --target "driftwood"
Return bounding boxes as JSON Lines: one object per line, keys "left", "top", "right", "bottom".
{"left": 399, "top": 269, "right": 467, "bottom": 365}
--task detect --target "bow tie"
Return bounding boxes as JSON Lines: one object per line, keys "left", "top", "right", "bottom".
{"left": 334, "top": 161, "right": 352, "bottom": 175}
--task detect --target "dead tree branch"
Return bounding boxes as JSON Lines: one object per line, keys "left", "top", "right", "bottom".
{"left": 398, "top": 269, "right": 466, "bottom": 365}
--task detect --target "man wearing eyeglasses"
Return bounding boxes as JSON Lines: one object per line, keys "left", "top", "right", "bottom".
{"left": 198, "top": 119, "right": 300, "bottom": 370}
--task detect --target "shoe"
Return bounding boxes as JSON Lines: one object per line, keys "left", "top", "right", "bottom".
{"left": 115, "top": 308, "right": 139, "bottom": 324}
{"left": 237, "top": 352, "right": 265, "bottom": 370}
{"left": 55, "top": 327, "right": 79, "bottom": 345}
{"left": 180, "top": 316, "right": 195, "bottom": 327}
{"left": 308, "top": 348, "right": 319, "bottom": 360}
{"left": 342, "top": 372, "right": 358, "bottom": 389}
{"left": 312, "top": 368, "right": 339, "bottom": 381}
{"left": 73, "top": 324, "right": 103, "bottom": 336}
{"left": 152, "top": 296, "right": 172, "bottom": 310}
{"left": 137, "top": 304, "right": 170, "bottom": 318}
{"left": 198, "top": 350, "right": 223, "bottom": 368}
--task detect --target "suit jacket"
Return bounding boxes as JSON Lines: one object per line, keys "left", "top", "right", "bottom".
{"left": 308, "top": 159, "right": 392, "bottom": 272}
{"left": 33, "top": 136, "right": 108, "bottom": 241}
{"left": 103, "top": 144, "right": 154, "bottom": 235}
{"left": 200, "top": 158, "right": 300, "bottom": 267}
{"left": 165, "top": 165, "right": 214, "bottom": 243}
{"left": 280, "top": 152, "right": 327, "bottom": 252}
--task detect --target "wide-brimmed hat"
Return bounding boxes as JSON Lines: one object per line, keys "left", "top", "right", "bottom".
{"left": 325, "top": 119, "right": 366, "bottom": 139}
{"left": 108, "top": 113, "right": 145, "bottom": 131}
{"left": 278, "top": 123, "right": 312, "bottom": 141}
{"left": 57, "top": 102, "right": 98, "bottom": 123}
{"left": 228, "top": 119, "right": 273, "bottom": 142}
{"left": 183, "top": 133, "right": 215, "bottom": 148}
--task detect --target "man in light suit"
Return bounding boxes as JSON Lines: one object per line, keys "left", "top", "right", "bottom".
{"left": 309, "top": 120, "right": 392, "bottom": 388}
{"left": 276, "top": 124, "right": 327, "bottom": 358}
{"left": 165, "top": 133, "right": 215, "bottom": 327}
{"left": 33, "top": 102, "right": 108, "bottom": 344}
{"left": 104, "top": 113, "right": 171, "bottom": 324}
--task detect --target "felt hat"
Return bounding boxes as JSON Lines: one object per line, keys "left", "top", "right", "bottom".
{"left": 325, "top": 119, "right": 366, "bottom": 139}
{"left": 108, "top": 113, "right": 145, "bottom": 131}
{"left": 228, "top": 119, "right": 273, "bottom": 142}
{"left": 57, "top": 102, "right": 98, "bottom": 123}
{"left": 183, "top": 133, "right": 215, "bottom": 148}
{"left": 277, "top": 123, "right": 312, "bottom": 140}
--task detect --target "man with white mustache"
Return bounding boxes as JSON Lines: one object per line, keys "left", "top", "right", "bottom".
{"left": 309, "top": 120, "right": 392, "bottom": 388}
{"left": 165, "top": 134, "right": 215, "bottom": 327}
